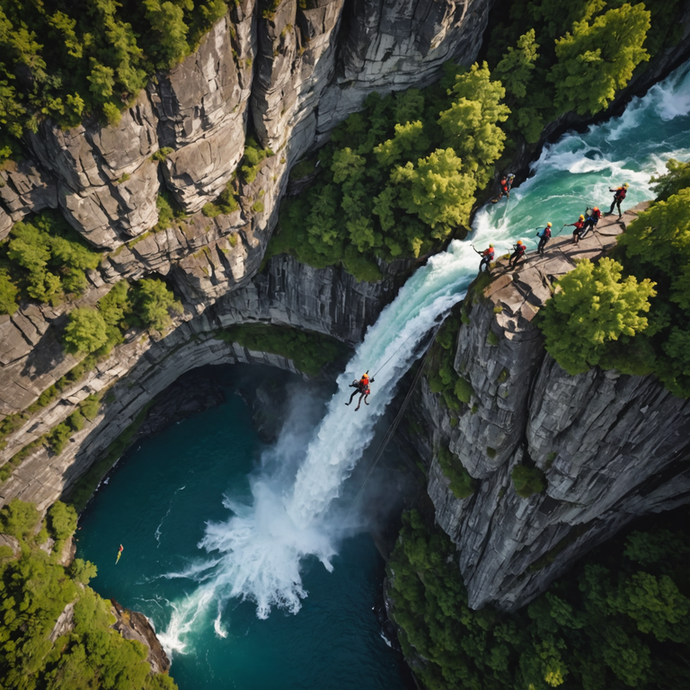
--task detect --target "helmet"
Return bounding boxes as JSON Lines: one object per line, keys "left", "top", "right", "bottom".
{"left": 623, "top": 183, "right": 629, "bottom": 187}
{"left": 579, "top": 215, "right": 584, "bottom": 220}
{"left": 362, "top": 373, "right": 369, "bottom": 380}
{"left": 593, "top": 207, "right": 599, "bottom": 211}
{"left": 517, "top": 240, "right": 523, "bottom": 245}
{"left": 546, "top": 222, "right": 552, "bottom": 227}
{"left": 489, "top": 243, "right": 494, "bottom": 248}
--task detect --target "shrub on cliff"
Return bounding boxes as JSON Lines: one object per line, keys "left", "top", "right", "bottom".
{"left": 63, "top": 307, "right": 109, "bottom": 354}
{"left": 0, "top": 211, "right": 102, "bottom": 313}
{"left": 388, "top": 508, "right": 690, "bottom": 690}
{"left": 539, "top": 257, "right": 656, "bottom": 375}
{"left": 131, "top": 278, "right": 184, "bottom": 331}
{"left": 0, "top": 499, "right": 178, "bottom": 690}
{"left": 437, "top": 446, "right": 476, "bottom": 499}
{"left": 426, "top": 316, "right": 475, "bottom": 411}
{"left": 91, "top": 278, "right": 183, "bottom": 351}
{"left": 0, "top": 269, "right": 19, "bottom": 314}
{"left": 511, "top": 464, "right": 546, "bottom": 498}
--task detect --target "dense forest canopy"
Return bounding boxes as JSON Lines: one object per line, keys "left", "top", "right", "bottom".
{"left": 0, "top": 0, "right": 231, "bottom": 160}
{"left": 0, "top": 499, "right": 177, "bottom": 690}
{"left": 389, "top": 509, "right": 690, "bottom": 690}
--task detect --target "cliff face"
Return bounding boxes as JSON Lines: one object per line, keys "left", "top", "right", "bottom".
{"left": 0, "top": 0, "right": 491, "bottom": 505}
{"left": 1, "top": 0, "right": 491, "bottom": 245}
{"left": 405, "top": 206, "right": 690, "bottom": 611}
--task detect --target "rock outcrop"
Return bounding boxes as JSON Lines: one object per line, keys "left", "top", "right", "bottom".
{"left": 111, "top": 600, "right": 171, "bottom": 675}
{"left": 406, "top": 206, "right": 690, "bottom": 611}
{"left": 3, "top": 0, "right": 494, "bottom": 248}
{"left": 1, "top": 0, "right": 493, "bottom": 469}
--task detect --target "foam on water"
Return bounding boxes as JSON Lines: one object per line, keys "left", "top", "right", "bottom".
{"left": 160, "top": 60, "right": 690, "bottom": 657}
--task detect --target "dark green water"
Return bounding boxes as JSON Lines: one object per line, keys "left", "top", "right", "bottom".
{"left": 77, "top": 375, "right": 411, "bottom": 690}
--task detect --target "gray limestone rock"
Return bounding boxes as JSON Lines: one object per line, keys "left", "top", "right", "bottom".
{"left": 153, "top": 11, "right": 254, "bottom": 212}
{"left": 27, "top": 92, "right": 160, "bottom": 248}
{"left": 412, "top": 206, "right": 690, "bottom": 611}
{"left": 0, "top": 160, "right": 58, "bottom": 237}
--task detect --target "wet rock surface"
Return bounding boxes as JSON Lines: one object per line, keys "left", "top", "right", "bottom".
{"left": 111, "top": 599, "right": 171, "bottom": 675}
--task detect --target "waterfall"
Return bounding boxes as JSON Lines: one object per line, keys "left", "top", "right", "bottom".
{"left": 159, "top": 60, "right": 690, "bottom": 655}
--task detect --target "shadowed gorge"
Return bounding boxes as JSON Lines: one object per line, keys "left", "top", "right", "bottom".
{"left": 2, "top": 1, "right": 690, "bottom": 688}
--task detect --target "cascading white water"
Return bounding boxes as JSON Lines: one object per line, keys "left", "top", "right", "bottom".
{"left": 159, "top": 60, "right": 690, "bottom": 655}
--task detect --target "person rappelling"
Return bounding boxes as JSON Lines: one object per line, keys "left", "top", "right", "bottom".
{"left": 491, "top": 173, "right": 515, "bottom": 203}
{"left": 567, "top": 214, "right": 586, "bottom": 244}
{"left": 475, "top": 244, "right": 495, "bottom": 273}
{"left": 535, "top": 223, "right": 552, "bottom": 255}
{"left": 580, "top": 206, "right": 601, "bottom": 238}
{"left": 345, "top": 372, "right": 374, "bottom": 411}
{"left": 607, "top": 183, "right": 629, "bottom": 218}
{"left": 508, "top": 240, "right": 526, "bottom": 269}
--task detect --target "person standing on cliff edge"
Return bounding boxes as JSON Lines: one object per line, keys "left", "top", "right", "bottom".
{"left": 567, "top": 215, "right": 586, "bottom": 243}
{"left": 536, "top": 223, "right": 552, "bottom": 254}
{"left": 476, "top": 244, "right": 495, "bottom": 273}
{"left": 508, "top": 240, "right": 526, "bottom": 269}
{"left": 607, "top": 183, "right": 629, "bottom": 217}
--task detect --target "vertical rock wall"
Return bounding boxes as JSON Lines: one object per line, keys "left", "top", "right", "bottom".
{"left": 3, "top": 0, "right": 493, "bottom": 249}
{"left": 407, "top": 210, "right": 690, "bottom": 611}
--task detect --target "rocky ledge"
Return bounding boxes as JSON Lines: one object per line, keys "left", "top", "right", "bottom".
{"left": 403, "top": 203, "right": 690, "bottom": 611}
{"left": 111, "top": 600, "right": 171, "bottom": 675}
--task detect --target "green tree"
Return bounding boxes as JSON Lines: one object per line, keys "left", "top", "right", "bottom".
{"left": 132, "top": 278, "right": 183, "bottom": 331}
{"left": 63, "top": 307, "right": 109, "bottom": 354}
{"left": 391, "top": 148, "right": 477, "bottom": 234}
{"left": 493, "top": 30, "right": 546, "bottom": 143}
{"left": 548, "top": 3, "right": 651, "bottom": 116}
{"left": 651, "top": 159, "right": 690, "bottom": 202}
{"left": 69, "top": 558, "right": 98, "bottom": 585}
{"left": 494, "top": 29, "right": 539, "bottom": 100}
{"left": 615, "top": 186, "right": 690, "bottom": 396}
{"left": 144, "top": 0, "right": 191, "bottom": 68}
{"left": 373, "top": 121, "right": 430, "bottom": 168}
{"left": 0, "top": 270, "right": 19, "bottom": 314}
{"left": 539, "top": 257, "right": 656, "bottom": 374}
{"left": 0, "top": 498, "right": 41, "bottom": 540}
{"left": 438, "top": 62, "right": 510, "bottom": 189}
{"left": 87, "top": 60, "right": 116, "bottom": 101}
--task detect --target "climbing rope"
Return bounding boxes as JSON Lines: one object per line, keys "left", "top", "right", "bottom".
{"left": 370, "top": 328, "right": 424, "bottom": 379}
{"left": 345, "top": 325, "right": 441, "bottom": 517}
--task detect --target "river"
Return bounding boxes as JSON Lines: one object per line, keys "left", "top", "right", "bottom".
{"left": 77, "top": 60, "right": 690, "bottom": 689}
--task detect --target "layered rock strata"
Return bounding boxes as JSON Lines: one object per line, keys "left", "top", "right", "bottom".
{"left": 0, "top": 247, "right": 404, "bottom": 509}
{"left": 3, "top": 0, "right": 494, "bottom": 247}
{"left": 407, "top": 205, "right": 690, "bottom": 611}
{"left": 1, "top": 0, "right": 494, "bottom": 485}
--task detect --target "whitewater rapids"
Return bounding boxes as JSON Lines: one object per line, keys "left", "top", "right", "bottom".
{"left": 159, "top": 60, "right": 690, "bottom": 656}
